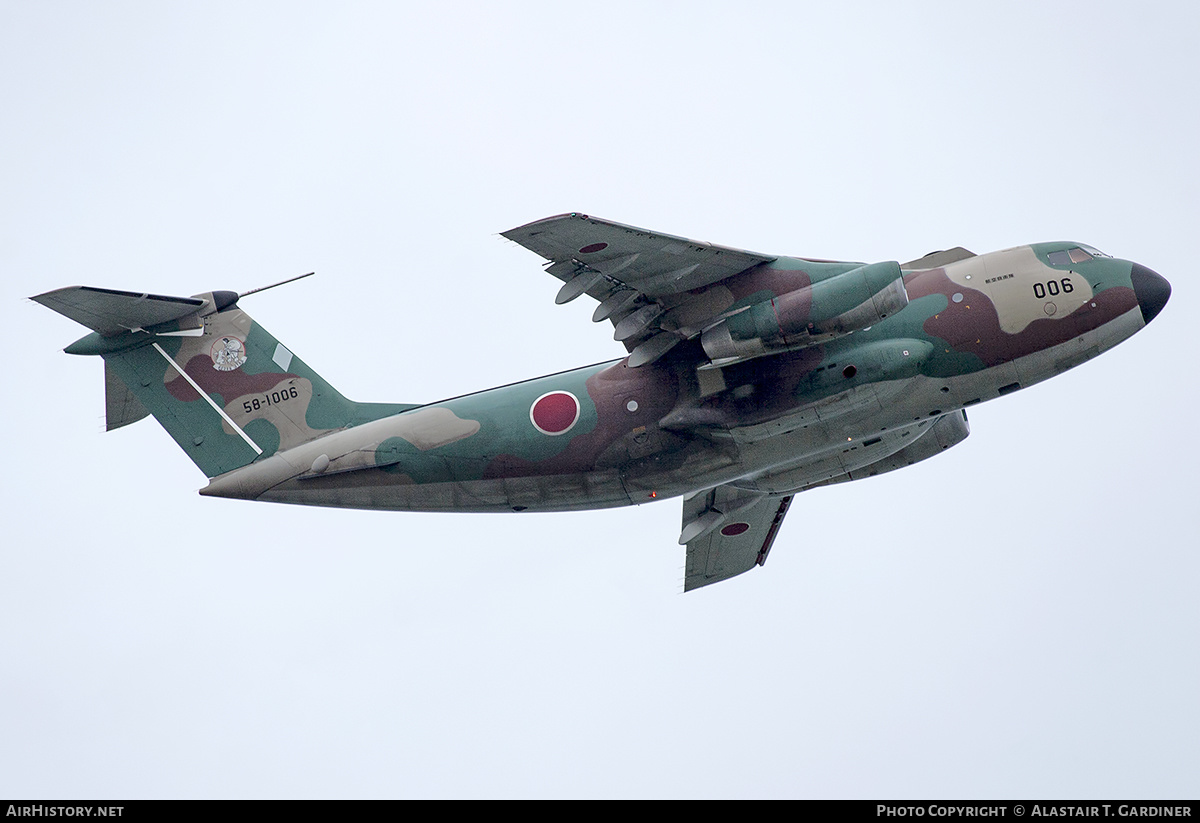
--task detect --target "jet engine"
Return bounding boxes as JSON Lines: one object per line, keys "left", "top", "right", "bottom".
{"left": 700, "top": 261, "right": 908, "bottom": 362}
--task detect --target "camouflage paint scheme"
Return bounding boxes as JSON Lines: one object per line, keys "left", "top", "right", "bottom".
{"left": 33, "top": 214, "right": 1171, "bottom": 590}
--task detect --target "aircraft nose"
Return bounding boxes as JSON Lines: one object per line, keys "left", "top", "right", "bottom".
{"left": 1130, "top": 263, "right": 1171, "bottom": 325}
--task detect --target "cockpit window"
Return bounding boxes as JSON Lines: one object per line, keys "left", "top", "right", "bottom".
{"left": 1048, "top": 247, "right": 1094, "bottom": 266}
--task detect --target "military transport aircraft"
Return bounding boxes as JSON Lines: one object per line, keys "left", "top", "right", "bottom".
{"left": 34, "top": 213, "right": 1171, "bottom": 590}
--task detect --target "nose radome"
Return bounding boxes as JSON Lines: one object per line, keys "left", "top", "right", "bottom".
{"left": 1131, "top": 263, "right": 1171, "bottom": 325}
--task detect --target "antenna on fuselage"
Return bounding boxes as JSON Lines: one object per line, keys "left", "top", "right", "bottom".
{"left": 238, "top": 271, "right": 315, "bottom": 300}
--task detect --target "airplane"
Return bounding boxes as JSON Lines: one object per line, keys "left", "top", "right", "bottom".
{"left": 33, "top": 213, "right": 1171, "bottom": 590}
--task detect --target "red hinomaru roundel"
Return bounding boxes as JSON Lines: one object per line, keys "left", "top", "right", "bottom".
{"left": 530, "top": 391, "right": 580, "bottom": 435}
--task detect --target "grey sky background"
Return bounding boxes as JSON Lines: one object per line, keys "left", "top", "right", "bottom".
{"left": 3, "top": 0, "right": 1197, "bottom": 799}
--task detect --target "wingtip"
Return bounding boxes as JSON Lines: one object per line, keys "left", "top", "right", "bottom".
{"left": 501, "top": 212, "right": 591, "bottom": 238}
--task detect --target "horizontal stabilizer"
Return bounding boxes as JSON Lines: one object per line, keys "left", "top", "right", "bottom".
{"left": 32, "top": 286, "right": 206, "bottom": 336}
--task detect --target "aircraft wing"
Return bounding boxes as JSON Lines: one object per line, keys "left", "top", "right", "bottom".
{"left": 681, "top": 485, "right": 793, "bottom": 591}
{"left": 502, "top": 213, "right": 777, "bottom": 366}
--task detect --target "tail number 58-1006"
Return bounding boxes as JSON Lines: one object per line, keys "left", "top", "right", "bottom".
{"left": 243, "top": 386, "right": 299, "bottom": 413}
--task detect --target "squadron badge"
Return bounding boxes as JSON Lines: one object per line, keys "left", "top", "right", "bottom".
{"left": 211, "top": 336, "right": 247, "bottom": 371}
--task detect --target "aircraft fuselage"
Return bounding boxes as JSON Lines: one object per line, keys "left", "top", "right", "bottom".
{"left": 198, "top": 242, "right": 1165, "bottom": 513}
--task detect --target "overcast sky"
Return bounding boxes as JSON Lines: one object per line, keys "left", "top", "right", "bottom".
{"left": 3, "top": 0, "right": 1197, "bottom": 799}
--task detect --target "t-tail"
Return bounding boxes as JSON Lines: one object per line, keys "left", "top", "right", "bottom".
{"left": 33, "top": 283, "right": 416, "bottom": 479}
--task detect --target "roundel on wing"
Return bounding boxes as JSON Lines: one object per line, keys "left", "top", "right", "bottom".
{"left": 578, "top": 242, "right": 608, "bottom": 254}
{"left": 720, "top": 522, "right": 751, "bottom": 537}
{"left": 530, "top": 391, "right": 580, "bottom": 436}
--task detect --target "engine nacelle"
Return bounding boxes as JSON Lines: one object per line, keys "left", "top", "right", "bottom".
{"left": 701, "top": 260, "right": 908, "bottom": 362}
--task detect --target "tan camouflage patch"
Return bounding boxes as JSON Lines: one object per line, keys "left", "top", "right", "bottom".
{"left": 388, "top": 407, "right": 481, "bottom": 451}
{"left": 977, "top": 245, "right": 1093, "bottom": 334}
